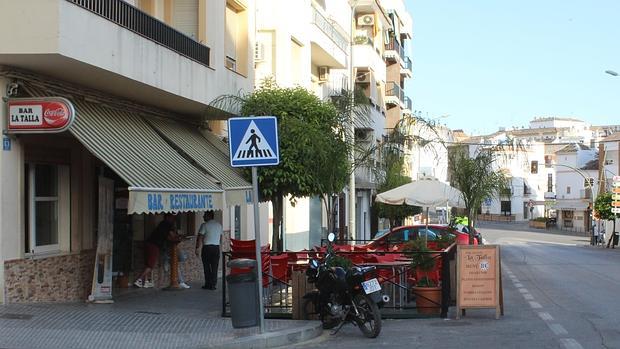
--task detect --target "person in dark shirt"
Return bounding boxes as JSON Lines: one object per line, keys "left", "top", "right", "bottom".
{"left": 134, "top": 213, "right": 178, "bottom": 288}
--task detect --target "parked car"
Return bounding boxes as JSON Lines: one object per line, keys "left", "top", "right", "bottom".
{"left": 366, "top": 224, "right": 482, "bottom": 251}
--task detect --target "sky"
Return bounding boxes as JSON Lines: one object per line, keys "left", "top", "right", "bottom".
{"left": 404, "top": 0, "right": 620, "bottom": 135}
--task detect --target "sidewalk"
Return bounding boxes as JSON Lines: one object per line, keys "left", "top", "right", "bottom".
{"left": 0, "top": 280, "right": 321, "bottom": 349}
{"left": 477, "top": 221, "right": 590, "bottom": 238}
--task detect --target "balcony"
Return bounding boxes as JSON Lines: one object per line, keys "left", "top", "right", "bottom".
{"left": 385, "top": 82, "right": 403, "bottom": 108}
{"left": 310, "top": 4, "right": 347, "bottom": 68}
{"left": 0, "top": 0, "right": 249, "bottom": 116}
{"left": 402, "top": 96, "right": 412, "bottom": 115}
{"left": 353, "top": 33, "right": 386, "bottom": 82}
{"left": 384, "top": 38, "right": 404, "bottom": 62}
{"left": 68, "top": 0, "right": 209, "bottom": 67}
{"left": 400, "top": 56, "right": 412, "bottom": 78}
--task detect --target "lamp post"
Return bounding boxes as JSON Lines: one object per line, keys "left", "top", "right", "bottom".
{"left": 348, "top": 0, "right": 358, "bottom": 241}
{"left": 551, "top": 163, "right": 597, "bottom": 244}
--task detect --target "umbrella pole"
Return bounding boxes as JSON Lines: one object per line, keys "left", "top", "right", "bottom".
{"left": 425, "top": 206, "right": 429, "bottom": 248}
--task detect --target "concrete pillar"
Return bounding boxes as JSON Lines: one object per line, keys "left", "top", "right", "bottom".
{"left": 0, "top": 76, "right": 26, "bottom": 303}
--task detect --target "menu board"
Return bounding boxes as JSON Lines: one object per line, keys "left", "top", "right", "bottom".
{"left": 456, "top": 245, "right": 503, "bottom": 319}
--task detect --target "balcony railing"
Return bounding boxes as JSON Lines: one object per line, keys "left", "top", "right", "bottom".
{"left": 385, "top": 38, "right": 405, "bottom": 59}
{"left": 311, "top": 5, "right": 348, "bottom": 52}
{"left": 66, "top": 0, "right": 210, "bottom": 67}
{"left": 403, "top": 56, "right": 412, "bottom": 71}
{"left": 386, "top": 82, "right": 404, "bottom": 103}
{"left": 404, "top": 96, "right": 412, "bottom": 111}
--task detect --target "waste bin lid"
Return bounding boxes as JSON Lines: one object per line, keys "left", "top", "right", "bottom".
{"left": 227, "top": 258, "right": 257, "bottom": 268}
{"left": 226, "top": 272, "right": 257, "bottom": 283}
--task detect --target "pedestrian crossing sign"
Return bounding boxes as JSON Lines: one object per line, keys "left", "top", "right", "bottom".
{"left": 228, "top": 116, "right": 279, "bottom": 167}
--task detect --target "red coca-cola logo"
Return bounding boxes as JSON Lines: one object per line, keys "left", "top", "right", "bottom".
{"left": 43, "top": 105, "right": 69, "bottom": 126}
{"left": 7, "top": 98, "right": 75, "bottom": 133}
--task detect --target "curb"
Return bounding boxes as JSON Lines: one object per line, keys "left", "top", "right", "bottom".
{"left": 203, "top": 322, "right": 323, "bottom": 349}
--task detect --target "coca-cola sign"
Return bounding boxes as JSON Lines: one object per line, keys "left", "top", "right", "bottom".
{"left": 6, "top": 98, "right": 75, "bottom": 133}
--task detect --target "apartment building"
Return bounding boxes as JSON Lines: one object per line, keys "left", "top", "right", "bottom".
{"left": 0, "top": 0, "right": 257, "bottom": 303}
{"left": 254, "top": 0, "right": 414, "bottom": 244}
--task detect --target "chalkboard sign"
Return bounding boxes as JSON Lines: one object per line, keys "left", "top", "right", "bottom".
{"left": 456, "top": 245, "right": 504, "bottom": 319}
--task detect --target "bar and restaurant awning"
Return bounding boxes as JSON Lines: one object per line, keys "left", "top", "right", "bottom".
{"left": 24, "top": 84, "right": 226, "bottom": 214}
{"left": 148, "top": 118, "right": 252, "bottom": 206}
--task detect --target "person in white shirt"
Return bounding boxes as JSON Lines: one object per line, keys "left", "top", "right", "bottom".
{"left": 196, "top": 211, "right": 223, "bottom": 290}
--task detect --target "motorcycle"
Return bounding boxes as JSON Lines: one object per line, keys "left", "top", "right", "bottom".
{"left": 301, "top": 233, "right": 388, "bottom": 338}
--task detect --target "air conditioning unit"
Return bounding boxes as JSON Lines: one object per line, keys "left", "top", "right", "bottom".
{"left": 254, "top": 42, "right": 264, "bottom": 62}
{"left": 357, "top": 14, "right": 374, "bottom": 26}
{"left": 355, "top": 71, "right": 371, "bottom": 83}
{"left": 318, "top": 66, "right": 329, "bottom": 82}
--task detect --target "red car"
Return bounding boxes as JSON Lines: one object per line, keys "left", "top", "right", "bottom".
{"left": 366, "top": 224, "right": 480, "bottom": 251}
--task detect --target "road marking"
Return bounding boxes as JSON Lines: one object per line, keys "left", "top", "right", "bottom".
{"left": 523, "top": 293, "right": 534, "bottom": 300}
{"left": 538, "top": 312, "right": 554, "bottom": 321}
{"left": 529, "top": 301, "right": 542, "bottom": 309}
{"left": 518, "top": 288, "right": 529, "bottom": 293}
{"left": 559, "top": 338, "right": 583, "bottom": 349}
{"left": 548, "top": 323, "right": 568, "bottom": 335}
{"left": 514, "top": 283, "right": 523, "bottom": 288}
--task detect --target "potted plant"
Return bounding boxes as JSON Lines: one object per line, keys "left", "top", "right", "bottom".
{"left": 405, "top": 240, "right": 442, "bottom": 315}
{"left": 529, "top": 217, "right": 547, "bottom": 229}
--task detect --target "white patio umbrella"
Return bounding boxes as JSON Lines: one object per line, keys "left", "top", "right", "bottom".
{"left": 375, "top": 176, "right": 465, "bottom": 245}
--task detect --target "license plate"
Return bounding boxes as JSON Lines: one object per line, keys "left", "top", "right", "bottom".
{"left": 361, "top": 278, "right": 381, "bottom": 294}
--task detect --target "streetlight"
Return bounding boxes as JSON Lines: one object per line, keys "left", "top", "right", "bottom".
{"left": 348, "top": 0, "right": 358, "bottom": 241}
{"left": 550, "top": 163, "right": 597, "bottom": 244}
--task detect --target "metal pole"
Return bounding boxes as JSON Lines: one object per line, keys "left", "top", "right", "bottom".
{"left": 348, "top": 2, "right": 357, "bottom": 241}
{"left": 252, "top": 167, "right": 265, "bottom": 333}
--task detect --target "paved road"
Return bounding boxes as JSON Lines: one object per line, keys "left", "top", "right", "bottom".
{"left": 293, "top": 224, "right": 620, "bottom": 349}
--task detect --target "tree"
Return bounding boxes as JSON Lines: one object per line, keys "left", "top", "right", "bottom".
{"left": 212, "top": 80, "right": 350, "bottom": 251}
{"left": 448, "top": 147, "right": 509, "bottom": 244}
{"left": 595, "top": 192, "right": 617, "bottom": 248}
{"left": 372, "top": 151, "right": 422, "bottom": 230}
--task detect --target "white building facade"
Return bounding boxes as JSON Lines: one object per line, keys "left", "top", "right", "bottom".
{"left": 0, "top": 0, "right": 258, "bottom": 303}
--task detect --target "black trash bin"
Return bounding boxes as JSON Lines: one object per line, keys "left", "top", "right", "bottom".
{"left": 614, "top": 232, "right": 619, "bottom": 246}
{"left": 227, "top": 258, "right": 259, "bottom": 328}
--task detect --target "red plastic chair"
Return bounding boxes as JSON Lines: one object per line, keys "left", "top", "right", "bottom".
{"left": 270, "top": 254, "right": 289, "bottom": 284}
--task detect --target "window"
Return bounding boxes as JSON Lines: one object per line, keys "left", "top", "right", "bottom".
{"left": 27, "top": 164, "right": 70, "bottom": 254}
{"left": 530, "top": 160, "right": 538, "bottom": 174}
{"left": 500, "top": 200, "right": 511, "bottom": 216}
{"left": 584, "top": 178, "right": 594, "bottom": 187}
{"left": 547, "top": 173, "right": 553, "bottom": 192}
{"left": 225, "top": 0, "right": 248, "bottom": 75}
{"left": 566, "top": 186, "right": 571, "bottom": 194}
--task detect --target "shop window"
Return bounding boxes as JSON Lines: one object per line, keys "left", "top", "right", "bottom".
{"left": 27, "top": 163, "right": 70, "bottom": 254}
{"left": 225, "top": 0, "right": 249, "bottom": 75}
{"left": 500, "top": 201, "right": 511, "bottom": 216}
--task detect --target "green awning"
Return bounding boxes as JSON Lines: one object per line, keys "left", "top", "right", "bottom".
{"left": 148, "top": 118, "right": 252, "bottom": 206}
{"left": 24, "top": 84, "right": 224, "bottom": 214}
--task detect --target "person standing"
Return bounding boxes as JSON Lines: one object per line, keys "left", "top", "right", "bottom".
{"left": 196, "top": 211, "right": 222, "bottom": 290}
{"left": 135, "top": 213, "right": 178, "bottom": 288}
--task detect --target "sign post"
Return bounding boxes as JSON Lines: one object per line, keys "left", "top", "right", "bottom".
{"left": 228, "top": 116, "right": 279, "bottom": 334}
{"left": 456, "top": 245, "right": 503, "bottom": 319}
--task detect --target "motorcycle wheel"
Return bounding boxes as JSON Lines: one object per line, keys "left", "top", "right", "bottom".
{"left": 353, "top": 294, "right": 382, "bottom": 338}
{"left": 301, "top": 298, "right": 339, "bottom": 329}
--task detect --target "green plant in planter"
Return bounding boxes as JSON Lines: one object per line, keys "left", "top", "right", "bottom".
{"left": 404, "top": 240, "right": 436, "bottom": 272}
{"left": 326, "top": 254, "right": 353, "bottom": 269}
{"left": 416, "top": 276, "right": 437, "bottom": 287}
{"left": 531, "top": 217, "right": 547, "bottom": 223}
{"left": 434, "top": 234, "right": 456, "bottom": 250}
